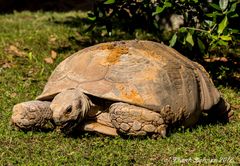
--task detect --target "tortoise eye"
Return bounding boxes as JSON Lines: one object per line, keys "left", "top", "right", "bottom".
{"left": 65, "top": 106, "right": 72, "bottom": 114}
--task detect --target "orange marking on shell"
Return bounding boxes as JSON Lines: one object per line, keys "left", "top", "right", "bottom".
{"left": 106, "top": 47, "right": 129, "bottom": 64}
{"left": 99, "top": 43, "right": 129, "bottom": 65}
{"left": 117, "top": 84, "right": 144, "bottom": 104}
{"left": 98, "top": 43, "right": 115, "bottom": 50}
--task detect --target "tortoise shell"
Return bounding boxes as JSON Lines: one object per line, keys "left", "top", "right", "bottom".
{"left": 37, "top": 40, "right": 220, "bottom": 115}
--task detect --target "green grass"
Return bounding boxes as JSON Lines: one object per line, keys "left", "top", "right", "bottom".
{"left": 0, "top": 11, "right": 239, "bottom": 165}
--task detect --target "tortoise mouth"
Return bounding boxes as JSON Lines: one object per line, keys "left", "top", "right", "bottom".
{"left": 60, "top": 120, "right": 78, "bottom": 134}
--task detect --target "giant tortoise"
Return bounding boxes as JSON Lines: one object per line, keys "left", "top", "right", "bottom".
{"left": 11, "top": 40, "right": 232, "bottom": 137}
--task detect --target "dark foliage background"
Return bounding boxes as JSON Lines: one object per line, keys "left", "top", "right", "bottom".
{"left": 87, "top": 0, "right": 240, "bottom": 88}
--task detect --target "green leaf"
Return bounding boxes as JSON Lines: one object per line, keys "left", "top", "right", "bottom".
{"left": 205, "top": 20, "right": 214, "bottom": 27}
{"left": 211, "top": 35, "right": 219, "bottom": 40}
{"left": 205, "top": 11, "right": 223, "bottom": 18}
{"left": 219, "top": 0, "right": 228, "bottom": 11}
{"left": 219, "top": 35, "right": 232, "bottom": 41}
{"left": 209, "top": 3, "right": 221, "bottom": 11}
{"left": 229, "top": 2, "right": 237, "bottom": 13}
{"left": 197, "top": 38, "right": 205, "bottom": 53}
{"left": 104, "top": 0, "right": 115, "bottom": 5}
{"left": 152, "top": 1, "right": 172, "bottom": 16}
{"left": 230, "top": 29, "right": 239, "bottom": 34}
{"left": 169, "top": 33, "right": 177, "bottom": 47}
{"left": 152, "top": 6, "right": 164, "bottom": 16}
{"left": 229, "top": 13, "right": 239, "bottom": 18}
{"left": 88, "top": 16, "right": 96, "bottom": 21}
{"left": 186, "top": 32, "right": 194, "bottom": 46}
{"left": 179, "top": 27, "right": 187, "bottom": 33}
{"left": 217, "top": 16, "right": 228, "bottom": 34}
{"left": 164, "top": 2, "right": 172, "bottom": 7}
{"left": 217, "top": 40, "right": 228, "bottom": 46}
{"left": 209, "top": 42, "right": 218, "bottom": 49}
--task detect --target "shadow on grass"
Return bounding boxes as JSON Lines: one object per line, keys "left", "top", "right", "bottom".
{"left": 65, "top": 110, "right": 235, "bottom": 140}
{"left": 67, "top": 130, "right": 161, "bottom": 140}
{"left": 169, "top": 108, "right": 237, "bottom": 136}
{"left": 11, "top": 126, "right": 55, "bottom": 134}
{"left": 203, "top": 54, "right": 240, "bottom": 90}
{"left": 50, "top": 14, "right": 139, "bottom": 44}
{"left": 48, "top": 16, "right": 95, "bottom": 54}
{"left": 11, "top": 109, "right": 235, "bottom": 139}
{"left": 0, "top": 0, "right": 93, "bottom": 13}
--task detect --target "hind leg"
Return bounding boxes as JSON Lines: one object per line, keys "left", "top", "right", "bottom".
{"left": 11, "top": 100, "right": 53, "bottom": 130}
{"left": 207, "top": 97, "right": 234, "bottom": 123}
{"left": 109, "top": 102, "right": 167, "bottom": 137}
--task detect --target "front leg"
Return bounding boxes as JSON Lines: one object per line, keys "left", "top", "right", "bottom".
{"left": 109, "top": 102, "right": 167, "bottom": 137}
{"left": 11, "top": 100, "right": 53, "bottom": 130}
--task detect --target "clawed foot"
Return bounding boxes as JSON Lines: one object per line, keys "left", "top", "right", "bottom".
{"left": 11, "top": 100, "right": 53, "bottom": 130}
{"left": 109, "top": 102, "right": 167, "bottom": 138}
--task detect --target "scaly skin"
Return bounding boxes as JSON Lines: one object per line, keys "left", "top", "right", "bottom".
{"left": 11, "top": 101, "right": 52, "bottom": 130}
{"left": 109, "top": 102, "right": 167, "bottom": 137}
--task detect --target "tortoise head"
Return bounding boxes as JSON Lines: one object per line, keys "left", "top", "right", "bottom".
{"left": 50, "top": 89, "right": 91, "bottom": 133}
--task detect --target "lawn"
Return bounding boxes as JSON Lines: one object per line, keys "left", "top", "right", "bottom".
{"left": 0, "top": 11, "right": 239, "bottom": 165}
